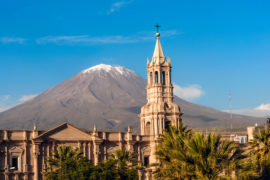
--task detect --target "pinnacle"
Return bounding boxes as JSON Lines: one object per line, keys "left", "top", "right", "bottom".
{"left": 152, "top": 37, "right": 165, "bottom": 64}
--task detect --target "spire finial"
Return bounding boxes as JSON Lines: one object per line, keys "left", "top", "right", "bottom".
{"left": 33, "top": 123, "right": 37, "bottom": 131}
{"left": 155, "top": 24, "right": 160, "bottom": 37}
{"left": 128, "top": 126, "right": 131, "bottom": 132}
{"left": 93, "top": 124, "right": 97, "bottom": 132}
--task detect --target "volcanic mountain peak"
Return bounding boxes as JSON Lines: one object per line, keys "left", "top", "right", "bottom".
{"left": 82, "top": 64, "right": 136, "bottom": 77}
{"left": 0, "top": 63, "right": 264, "bottom": 132}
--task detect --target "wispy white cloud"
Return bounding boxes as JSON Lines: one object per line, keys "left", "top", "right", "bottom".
{"left": 173, "top": 83, "right": 204, "bottom": 101}
{"left": 0, "top": 95, "right": 13, "bottom": 112}
{"left": 0, "top": 94, "right": 39, "bottom": 113}
{"left": 0, "top": 105, "right": 11, "bottom": 113}
{"left": 0, "top": 37, "right": 27, "bottom": 44}
{"left": 36, "top": 30, "right": 180, "bottom": 45}
{"left": 224, "top": 103, "right": 270, "bottom": 117}
{"left": 107, "top": 0, "right": 134, "bottom": 15}
{"left": 19, "top": 94, "right": 38, "bottom": 102}
{"left": 3, "top": 95, "right": 10, "bottom": 101}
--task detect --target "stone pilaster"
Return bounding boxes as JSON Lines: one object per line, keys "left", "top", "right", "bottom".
{"left": 33, "top": 143, "right": 40, "bottom": 180}
{"left": 88, "top": 142, "right": 91, "bottom": 161}
{"left": 23, "top": 141, "right": 29, "bottom": 172}
{"left": 4, "top": 144, "right": 9, "bottom": 180}
{"left": 93, "top": 141, "right": 101, "bottom": 165}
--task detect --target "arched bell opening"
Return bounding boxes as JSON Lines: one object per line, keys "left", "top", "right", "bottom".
{"left": 162, "top": 71, "right": 165, "bottom": 85}
{"left": 155, "top": 71, "right": 158, "bottom": 83}
{"left": 145, "top": 122, "right": 151, "bottom": 135}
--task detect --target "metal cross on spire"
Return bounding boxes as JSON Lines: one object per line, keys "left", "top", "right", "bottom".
{"left": 155, "top": 24, "right": 160, "bottom": 32}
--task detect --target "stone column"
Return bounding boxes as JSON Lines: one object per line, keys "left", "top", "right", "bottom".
{"left": 138, "top": 170, "right": 143, "bottom": 180}
{"left": 15, "top": 173, "right": 19, "bottom": 180}
{"left": 145, "top": 169, "right": 152, "bottom": 180}
{"left": 103, "top": 146, "right": 107, "bottom": 161}
{"left": 154, "top": 116, "right": 158, "bottom": 137}
{"left": 23, "top": 141, "right": 29, "bottom": 180}
{"left": 93, "top": 141, "right": 101, "bottom": 165}
{"left": 33, "top": 143, "right": 40, "bottom": 180}
{"left": 136, "top": 136, "right": 141, "bottom": 164}
{"left": 83, "top": 142, "right": 86, "bottom": 157}
{"left": 23, "top": 141, "right": 28, "bottom": 172}
{"left": 127, "top": 127, "right": 134, "bottom": 152}
{"left": 88, "top": 142, "right": 91, "bottom": 161}
{"left": 42, "top": 144, "right": 46, "bottom": 171}
{"left": 47, "top": 143, "right": 50, "bottom": 157}
{"left": 141, "top": 118, "right": 145, "bottom": 135}
{"left": 77, "top": 141, "right": 81, "bottom": 151}
{"left": 52, "top": 141, "right": 56, "bottom": 152}
{"left": 118, "top": 132, "right": 123, "bottom": 149}
{"left": 4, "top": 145, "right": 9, "bottom": 180}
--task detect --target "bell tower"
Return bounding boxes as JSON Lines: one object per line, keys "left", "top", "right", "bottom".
{"left": 140, "top": 28, "right": 182, "bottom": 138}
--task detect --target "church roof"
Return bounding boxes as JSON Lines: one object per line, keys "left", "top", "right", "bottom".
{"left": 152, "top": 36, "right": 165, "bottom": 64}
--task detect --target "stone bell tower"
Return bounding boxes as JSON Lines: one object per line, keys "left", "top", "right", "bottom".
{"left": 140, "top": 29, "right": 183, "bottom": 138}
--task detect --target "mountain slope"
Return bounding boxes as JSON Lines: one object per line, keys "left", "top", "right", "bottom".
{"left": 0, "top": 64, "right": 264, "bottom": 132}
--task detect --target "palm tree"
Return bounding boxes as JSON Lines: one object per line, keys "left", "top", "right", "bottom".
{"left": 154, "top": 122, "right": 243, "bottom": 180}
{"left": 186, "top": 133, "right": 242, "bottom": 180}
{"left": 154, "top": 122, "right": 194, "bottom": 179}
{"left": 250, "top": 126, "right": 270, "bottom": 179}
{"left": 109, "top": 148, "right": 139, "bottom": 180}
{"left": 44, "top": 145, "right": 94, "bottom": 180}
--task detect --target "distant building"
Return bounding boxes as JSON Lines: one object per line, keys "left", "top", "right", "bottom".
{"left": 0, "top": 32, "right": 182, "bottom": 180}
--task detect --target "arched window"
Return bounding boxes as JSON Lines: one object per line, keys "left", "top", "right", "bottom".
{"left": 165, "top": 121, "right": 171, "bottom": 130}
{"left": 155, "top": 71, "right": 158, "bottom": 83}
{"left": 150, "top": 72, "right": 153, "bottom": 84}
{"left": 145, "top": 122, "right": 150, "bottom": 135}
{"left": 162, "top": 71, "right": 165, "bottom": 85}
{"left": 144, "top": 156, "right": 149, "bottom": 166}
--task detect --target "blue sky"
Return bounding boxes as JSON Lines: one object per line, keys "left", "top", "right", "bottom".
{"left": 1, "top": 0, "right": 270, "bottom": 117}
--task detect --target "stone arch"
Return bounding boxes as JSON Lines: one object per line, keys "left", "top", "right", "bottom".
{"left": 155, "top": 71, "right": 158, "bottom": 83}
{"left": 142, "top": 146, "right": 150, "bottom": 167}
{"left": 145, "top": 122, "right": 151, "bottom": 135}
{"left": 162, "top": 71, "right": 165, "bottom": 85}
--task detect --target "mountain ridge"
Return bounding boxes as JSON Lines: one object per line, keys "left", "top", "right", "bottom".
{"left": 0, "top": 64, "right": 264, "bottom": 133}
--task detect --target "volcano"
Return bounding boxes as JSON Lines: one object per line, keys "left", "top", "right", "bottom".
{"left": 0, "top": 64, "right": 264, "bottom": 133}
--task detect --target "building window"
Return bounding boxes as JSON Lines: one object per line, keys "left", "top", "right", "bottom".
{"left": 165, "top": 121, "right": 171, "bottom": 130}
{"left": 162, "top": 71, "right": 165, "bottom": 85}
{"left": 11, "top": 157, "right": 18, "bottom": 170}
{"left": 145, "top": 122, "right": 150, "bottom": 135}
{"left": 155, "top": 71, "right": 158, "bottom": 83}
{"left": 8, "top": 146, "right": 23, "bottom": 171}
{"left": 150, "top": 72, "right": 153, "bottom": 84}
{"left": 144, "top": 156, "right": 149, "bottom": 167}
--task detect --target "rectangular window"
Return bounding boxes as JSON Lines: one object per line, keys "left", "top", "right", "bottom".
{"left": 11, "top": 157, "right": 18, "bottom": 170}
{"left": 144, "top": 156, "right": 149, "bottom": 167}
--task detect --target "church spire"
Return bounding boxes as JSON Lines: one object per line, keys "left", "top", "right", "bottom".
{"left": 152, "top": 25, "right": 165, "bottom": 64}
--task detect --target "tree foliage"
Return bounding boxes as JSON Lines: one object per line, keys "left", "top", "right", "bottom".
{"left": 154, "top": 122, "right": 245, "bottom": 180}
{"left": 44, "top": 119, "right": 270, "bottom": 180}
{"left": 44, "top": 146, "right": 95, "bottom": 180}
{"left": 249, "top": 125, "right": 270, "bottom": 179}
{"left": 44, "top": 145, "right": 139, "bottom": 180}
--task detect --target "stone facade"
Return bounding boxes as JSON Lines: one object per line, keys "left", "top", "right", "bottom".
{"left": 0, "top": 33, "right": 182, "bottom": 180}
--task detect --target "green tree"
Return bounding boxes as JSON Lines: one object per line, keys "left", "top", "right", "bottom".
{"left": 154, "top": 122, "right": 194, "bottom": 179}
{"left": 154, "top": 122, "right": 243, "bottom": 180}
{"left": 109, "top": 148, "right": 139, "bottom": 180}
{"left": 94, "top": 159, "right": 117, "bottom": 180}
{"left": 44, "top": 145, "right": 95, "bottom": 180}
{"left": 250, "top": 125, "right": 270, "bottom": 179}
{"left": 186, "top": 133, "right": 242, "bottom": 180}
